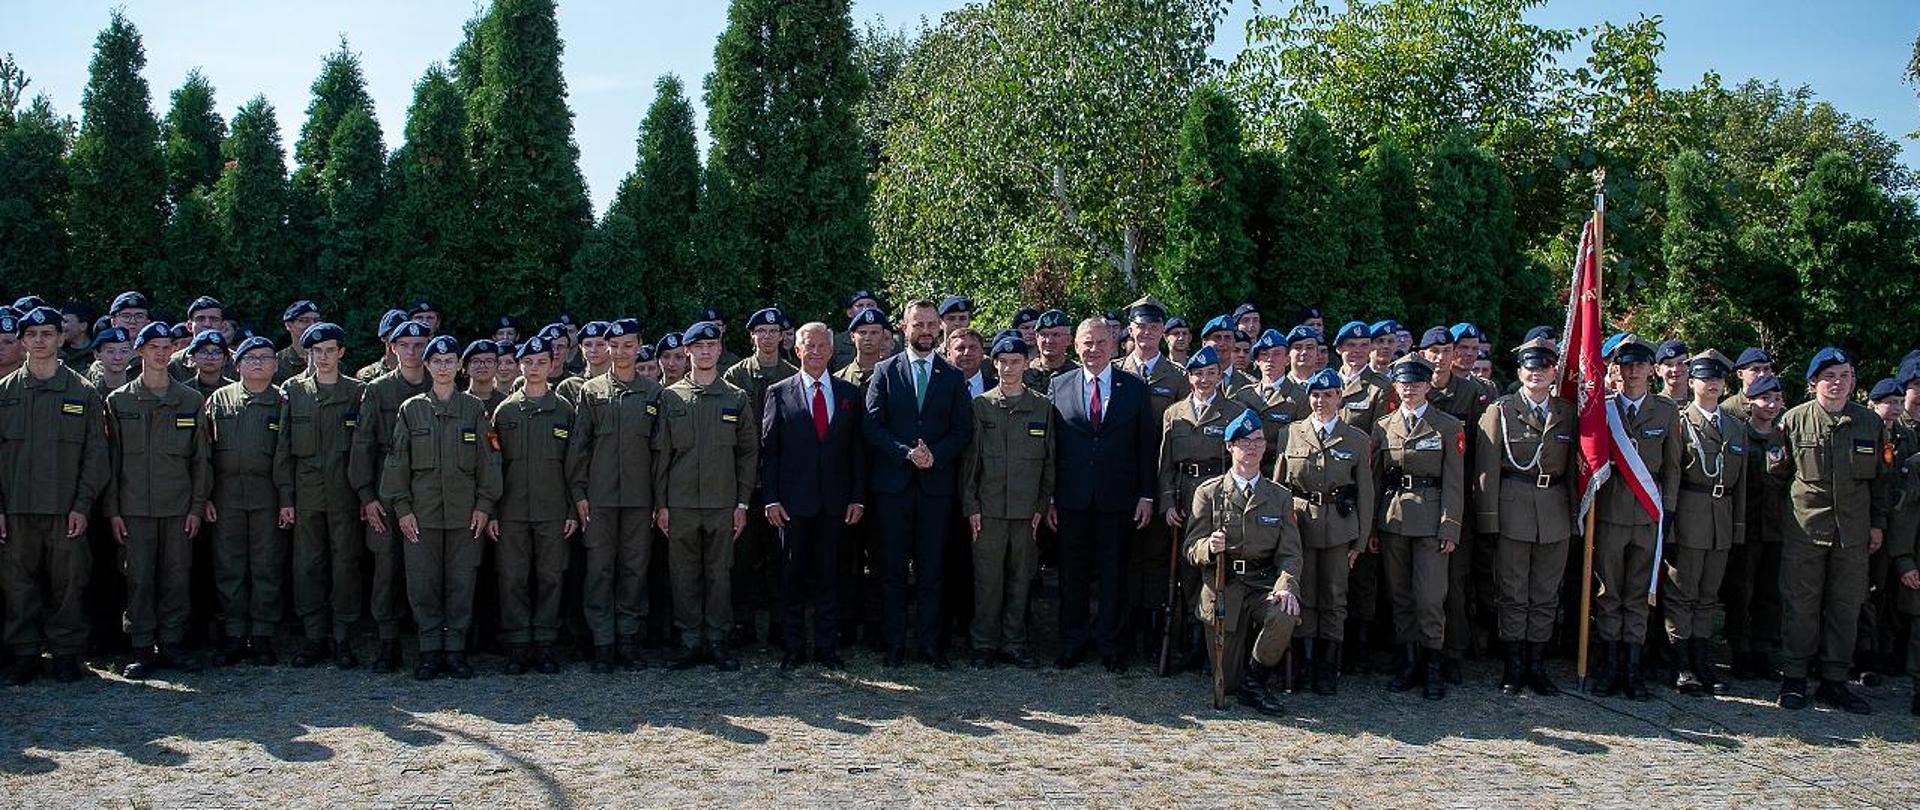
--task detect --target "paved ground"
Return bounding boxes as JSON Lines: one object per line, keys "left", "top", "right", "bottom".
{"left": 3, "top": 645, "right": 1917, "bottom": 808}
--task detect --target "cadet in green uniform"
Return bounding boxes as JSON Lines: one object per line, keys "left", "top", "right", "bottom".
{"left": 58, "top": 302, "right": 98, "bottom": 370}
{"left": 1890, "top": 369, "right": 1920, "bottom": 715}
{"left": 1187, "top": 409, "right": 1301, "bottom": 715}
{"left": 1162, "top": 316, "right": 1192, "bottom": 367}
{"left": 0, "top": 314, "right": 21, "bottom": 380}
{"left": 1722, "top": 375, "right": 1786, "bottom": 680}
{"left": 379, "top": 335, "right": 503, "bottom": 680}
{"left": 83, "top": 327, "right": 134, "bottom": 392}
{"left": 837, "top": 307, "right": 891, "bottom": 390}
{"left": 106, "top": 323, "right": 213, "bottom": 679}
{"left": 490, "top": 336, "right": 576, "bottom": 675}
{"left": 961, "top": 334, "right": 1053, "bottom": 669}
{"left": 1768, "top": 347, "right": 1889, "bottom": 714}
{"left": 1276, "top": 367, "right": 1375, "bottom": 695}
{"left": 565, "top": 319, "right": 664, "bottom": 671}
{"left": 653, "top": 321, "right": 758, "bottom": 671}
{"left": 201, "top": 336, "right": 289, "bottom": 665}
{"left": 1720, "top": 347, "right": 1774, "bottom": 419}
{"left": 656, "top": 332, "right": 689, "bottom": 387}
{"left": 1665, "top": 350, "right": 1749, "bottom": 695}
{"left": 723, "top": 308, "right": 799, "bottom": 646}
{"left": 274, "top": 322, "right": 366, "bottom": 668}
{"left": 1472, "top": 338, "right": 1575, "bottom": 697}
{"left": 1423, "top": 325, "right": 1497, "bottom": 683}
{"left": 834, "top": 307, "right": 890, "bottom": 645}
{"left": 462, "top": 340, "right": 506, "bottom": 414}
{"left": 353, "top": 310, "right": 408, "bottom": 383}
{"left": 1587, "top": 334, "right": 1681, "bottom": 701}
{"left": 348, "top": 318, "right": 434, "bottom": 672}
{"left": 0, "top": 307, "right": 110, "bottom": 684}
{"left": 273, "top": 300, "right": 322, "bottom": 385}
{"left": 1373, "top": 353, "right": 1465, "bottom": 700}
{"left": 1024, "top": 309, "right": 1078, "bottom": 390}
{"left": 168, "top": 296, "right": 231, "bottom": 382}
{"left": 182, "top": 330, "right": 237, "bottom": 399}
{"left": 831, "top": 290, "right": 884, "bottom": 371}
{"left": 555, "top": 321, "right": 615, "bottom": 403}
{"left": 1364, "top": 320, "right": 1401, "bottom": 388}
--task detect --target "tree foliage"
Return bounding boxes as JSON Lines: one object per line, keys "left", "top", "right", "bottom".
{"left": 161, "top": 70, "right": 225, "bottom": 205}
{"left": 1152, "top": 85, "right": 1254, "bottom": 321}
{"left": 378, "top": 66, "right": 474, "bottom": 344}
{"left": 210, "top": 96, "right": 291, "bottom": 325}
{"left": 0, "top": 60, "right": 71, "bottom": 290}
{"left": 66, "top": 10, "right": 166, "bottom": 304}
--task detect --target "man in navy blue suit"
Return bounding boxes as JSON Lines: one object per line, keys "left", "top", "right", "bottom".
{"left": 763, "top": 323, "right": 868, "bottom": 671}
{"left": 863, "top": 299, "right": 974, "bottom": 668}
{"left": 1050, "top": 317, "right": 1158, "bottom": 672}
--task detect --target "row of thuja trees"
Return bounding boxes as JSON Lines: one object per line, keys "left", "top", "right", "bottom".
{"left": 2, "top": 0, "right": 1917, "bottom": 376}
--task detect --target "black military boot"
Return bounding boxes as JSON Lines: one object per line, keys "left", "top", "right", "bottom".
{"left": 372, "top": 640, "right": 402, "bottom": 673}
{"left": 1527, "top": 642, "right": 1561, "bottom": 696}
{"left": 1813, "top": 679, "right": 1872, "bottom": 715}
{"left": 1778, "top": 676, "right": 1809, "bottom": 709}
{"left": 1237, "top": 661, "right": 1287, "bottom": 716}
{"left": 1423, "top": 651, "right": 1446, "bottom": 700}
{"left": 1345, "top": 625, "right": 1371, "bottom": 674}
{"left": 5, "top": 654, "right": 39, "bottom": 686}
{"left": 333, "top": 640, "right": 361, "bottom": 670}
{"left": 445, "top": 651, "right": 475, "bottom": 679}
{"left": 1586, "top": 642, "right": 1619, "bottom": 696}
{"left": 250, "top": 636, "right": 276, "bottom": 666}
{"left": 291, "top": 639, "right": 329, "bottom": 668}
{"left": 413, "top": 651, "right": 442, "bottom": 681}
{"left": 1623, "top": 643, "right": 1650, "bottom": 701}
{"left": 1313, "top": 640, "right": 1340, "bottom": 695}
{"left": 50, "top": 654, "right": 85, "bottom": 683}
{"left": 215, "top": 636, "right": 248, "bottom": 667}
{"left": 619, "top": 639, "right": 647, "bottom": 672}
{"left": 710, "top": 644, "right": 740, "bottom": 672}
{"left": 1501, "top": 643, "right": 1526, "bottom": 695}
{"left": 669, "top": 645, "right": 707, "bottom": 670}
{"left": 504, "top": 645, "right": 529, "bottom": 675}
{"left": 1674, "top": 636, "right": 1704, "bottom": 695}
{"left": 590, "top": 645, "right": 616, "bottom": 674}
{"left": 534, "top": 644, "right": 561, "bottom": 674}
{"left": 1388, "top": 644, "right": 1421, "bottom": 692}
{"left": 1440, "top": 653, "right": 1462, "bottom": 685}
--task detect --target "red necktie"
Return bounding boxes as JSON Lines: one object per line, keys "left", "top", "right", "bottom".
{"left": 1089, "top": 376, "right": 1103, "bottom": 431}
{"left": 812, "top": 380, "right": 829, "bottom": 441}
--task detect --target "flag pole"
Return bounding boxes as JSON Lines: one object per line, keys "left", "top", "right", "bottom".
{"left": 1576, "top": 167, "right": 1606, "bottom": 682}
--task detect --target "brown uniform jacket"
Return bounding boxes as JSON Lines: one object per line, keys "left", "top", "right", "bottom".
{"left": 1276, "top": 416, "right": 1376, "bottom": 551}
{"left": 1597, "top": 393, "right": 1684, "bottom": 525}
{"left": 1473, "top": 393, "right": 1577, "bottom": 544}
{"left": 1158, "top": 394, "right": 1248, "bottom": 513}
{"left": 1117, "top": 353, "right": 1189, "bottom": 427}
{"left": 1372, "top": 406, "right": 1466, "bottom": 543}
{"left": 1673, "top": 404, "right": 1749, "bottom": 550}
{"left": 1185, "top": 474, "right": 1302, "bottom": 633}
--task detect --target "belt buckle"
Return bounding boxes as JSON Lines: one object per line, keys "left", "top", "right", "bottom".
{"left": 1535, "top": 474, "right": 1552, "bottom": 489}
{"left": 1304, "top": 491, "right": 1324, "bottom": 506}
{"left": 1399, "top": 474, "right": 1416, "bottom": 490}
{"left": 1711, "top": 483, "right": 1726, "bottom": 499}
{"left": 1231, "top": 559, "right": 1248, "bottom": 575}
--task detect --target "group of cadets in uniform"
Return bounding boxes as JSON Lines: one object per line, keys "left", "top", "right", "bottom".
{"left": 0, "top": 286, "right": 1915, "bottom": 720}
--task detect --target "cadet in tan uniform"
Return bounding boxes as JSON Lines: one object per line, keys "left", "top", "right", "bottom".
{"left": 1155, "top": 347, "right": 1247, "bottom": 670}
{"left": 653, "top": 321, "right": 758, "bottom": 671}
{"left": 1117, "top": 297, "right": 1184, "bottom": 654}
{"left": 106, "top": 322, "right": 213, "bottom": 679}
{"left": 1587, "top": 334, "right": 1682, "bottom": 701}
{"left": 1331, "top": 320, "right": 1392, "bottom": 672}
{"left": 565, "top": 319, "right": 664, "bottom": 672}
{"left": 1240, "top": 329, "right": 1305, "bottom": 452}
{"left": 1473, "top": 338, "right": 1575, "bottom": 697}
{"left": 1372, "top": 353, "right": 1465, "bottom": 700}
{"left": 274, "top": 322, "right": 366, "bottom": 668}
{"left": 379, "top": 335, "right": 503, "bottom": 680}
{"left": 1024, "top": 309, "right": 1078, "bottom": 390}
{"left": 960, "top": 334, "right": 1052, "bottom": 669}
{"left": 1330, "top": 321, "right": 1391, "bottom": 432}
{"left": 723, "top": 307, "right": 798, "bottom": 646}
{"left": 1422, "top": 325, "right": 1496, "bottom": 683}
{"left": 1769, "top": 347, "right": 1889, "bottom": 714}
{"left": 0, "top": 306, "right": 110, "bottom": 684}
{"left": 1118, "top": 297, "right": 1188, "bottom": 423}
{"left": 1723, "top": 375, "right": 1787, "bottom": 680}
{"left": 1654, "top": 340, "right": 1689, "bottom": 401}
{"left": 1188, "top": 409, "right": 1301, "bottom": 715}
{"left": 490, "top": 336, "right": 576, "bottom": 674}
{"left": 1664, "top": 350, "right": 1749, "bottom": 695}
{"left": 348, "top": 318, "right": 434, "bottom": 672}
{"left": 273, "top": 300, "right": 322, "bottom": 385}
{"left": 1275, "top": 367, "right": 1374, "bottom": 695}
{"left": 201, "top": 336, "right": 289, "bottom": 666}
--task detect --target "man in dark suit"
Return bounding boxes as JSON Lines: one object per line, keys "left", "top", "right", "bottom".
{"left": 863, "top": 299, "right": 975, "bottom": 668}
{"left": 1050, "top": 317, "right": 1159, "bottom": 671}
{"left": 763, "top": 322, "right": 867, "bottom": 671}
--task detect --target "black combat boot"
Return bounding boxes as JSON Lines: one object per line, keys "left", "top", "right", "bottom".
{"left": 413, "top": 651, "right": 442, "bottom": 681}
{"left": 333, "top": 640, "right": 361, "bottom": 670}
{"left": 1693, "top": 639, "right": 1719, "bottom": 695}
{"left": 1587, "top": 642, "right": 1619, "bottom": 697}
{"left": 710, "top": 644, "right": 740, "bottom": 672}
{"left": 1674, "top": 636, "right": 1704, "bottom": 695}
{"left": 590, "top": 645, "right": 615, "bottom": 674}
{"left": 1388, "top": 644, "right": 1421, "bottom": 692}
{"left": 1527, "top": 642, "right": 1561, "bottom": 696}
{"left": 50, "top": 654, "right": 85, "bottom": 683}
{"left": 1623, "top": 643, "right": 1650, "bottom": 701}
{"left": 534, "top": 644, "right": 561, "bottom": 674}
{"left": 1778, "top": 676, "right": 1809, "bottom": 709}
{"left": 291, "top": 639, "right": 329, "bottom": 668}
{"left": 1501, "top": 643, "right": 1526, "bottom": 695}
{"left": 216, "top": 636, "right": 248, "bottom": 667}
{"left": 1237, "top": 661, "right": 1287, "bottom": 716}
{"left": 444, "top": 651, "right": 475, "bottom": 679}
{"left": 504, "top": 645, "right": 529, "bottom": 675}
{"left": 250, "top": 636, "right": 276, "bottom": 666}
{"left": 1440, "top": 654, "right": 1462, "bottom": 685}
{"left": 620, "top": 639, "right": 647, "bottom": 672}
{"left": 670, "top": 645, "right": 707, "bottom": 670}
{"left": 1813, "top": 679, "right": 1871, "bottom": 715}
{"left": 1313, "top": 640, "right": 1340, "bottom": 695}
{"left": 1423, "top": 651, "right": 1446, "bottom": 700}
{"left": 372, "top": 640, "right": 402, "bottom": 673}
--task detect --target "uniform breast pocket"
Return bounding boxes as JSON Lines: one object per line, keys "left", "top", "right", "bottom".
{"left": 1849, "top": 438, "right": 1880, "bottom": 480}
{"left": 289, "top": 414, "right": 318, "bottom": 457}
{"left": 55, "top": 404, "right": 90, "bottom": 444}
{"left": 407, "top": 428, "right": 438, "bottom": 470}
{"left": 455, "top": 426, "right": 479, "bottom": 471}
{"left": 1794, "top": 441, "right": 1827, "bottom": 484}
{"left": 714, "top": 408, "right": 741, "bottom": 446}
{"left": 212, "top": 414, "right": 239, "bottom": 452}
{"left": 546, "top": 422, "right": 571, "bottom": 460}
{"left": 164, "top": 413, "right": 199, "bottom": 457}
{"left": 1282, "top": 449, "right": 1313, "bottom": 486}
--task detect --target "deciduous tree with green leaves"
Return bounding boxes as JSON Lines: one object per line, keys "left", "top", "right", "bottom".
{"left": 0, "top": 58, "right": 71, "bottom": 291}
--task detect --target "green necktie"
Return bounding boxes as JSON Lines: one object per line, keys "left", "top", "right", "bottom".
{"left": 914, "top": 359, "right": 929, "bottom": 410}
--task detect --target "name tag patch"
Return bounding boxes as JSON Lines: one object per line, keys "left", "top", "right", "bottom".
{"left": 1553, "top": 433, "right": 1573, "bottom": 443}
{"left": 1202, "top": 425, "right": 1224, "bottom": 436}
{"left": 1329, "top": 448, "right": 1353, "bottom": 460}
{"left": 1642, "top": 428, "right": 1666, "bottom": 438}
{"left": 720, "top": 408, "right": 740, "bottom": 423}
{"left": 1413, "top": 437, "right": 1442, "bottom": 451}
{"left": 173, "top": 413, "right": 197, "bottom": 429}
{"left": 1257, "top": 515, "right": 1282, "bottom": 526}
{"left": 344, "top": 411, "right": 359, "bottom": 428}
{"left": 1268, "top": 412, "right": 1292, "bottom": 422}
{"left": 552, "top": 426, "right": 571, "bottom": 440}
{"left": 268, "top": 418, "right": 281, "bottom": 432}
{"left": 645, "top": 403, "right": 659, "bottom": 416}
{"left": 1026, "top": 421, "right": 1047, "bottom": 437}
{"left": 1854, "top": 439, "right": 1877, "bottom": 454}
{"left": 61, "top": 398, "right": 85, "bottom": 416}
{"left": 461, "top": 429, "right": 478, "bottom": 444}
{"left": 1151, "top": 386, "right": 1173, "bottom": 396}
{"left": 1728, "top": 443, "right": 1743, "bottom": 455}
{"left": 1345, "top": 401, "right": 1369, "bottom": 410}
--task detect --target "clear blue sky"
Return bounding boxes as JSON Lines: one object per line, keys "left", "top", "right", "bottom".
{"left": 8, "top": 1, "right": 1917, "bottom": 215}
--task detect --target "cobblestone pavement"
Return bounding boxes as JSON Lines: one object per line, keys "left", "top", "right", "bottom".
{"left": 3, "top": 647, "right": 1916, "bottom": 808}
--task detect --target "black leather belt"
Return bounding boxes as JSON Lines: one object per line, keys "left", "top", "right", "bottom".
{"left": 1682, "top": 481, "right": 1728, "bottom": 499}
{"left": 1389, "top": 474, "right": 1442, "bottom": 491}
{"left": 1294, "top": 484, "right": 1357, "bottom": 506}
{"left": 1227, "top": 558, "right": 1275, "bottom": 578}
{"left": 1502, "top": 471, "right": 1560, "bottom": 489}
{"left": 1179, "top": 460, "right": 1225, "bottom": 478}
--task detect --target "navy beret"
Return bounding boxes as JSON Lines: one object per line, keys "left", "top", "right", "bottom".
{"left": 579, "top": 321, "right": 612, "bottom": 340}
{"left": 536, "top": 323, "right": 566, "bottom": 342}
{"left": 1655, "top": 339, "right": 1690, "bottom": 364}
{"left": 1297, "top": 305, "right": 1322, "bottom": 322}
{"left": 1733, "top": 347, "right": 1772, "bottom": 370}
{"left": 555, "top": 312, "right": 579, "bottom": 327}
{"left": 848, "top": 308, "right": 888, "bottom": 331}
{"left": 656, "top": 332, "right": 684, "bottom": 353}
{"left": 1249, "top": 329, "right": 1286, "bottom": 360}
{"left": 1868, "top": 377, "right": 1902, "bottom": 402}
{"left": 1010, "top": 308, "right": 1041, "bottom": 329}
{"left": 607, "top": 318, "right": 641, "bottom": 338}
{"left": 110, "top": 291, "right": 150, "bottom": 314}
{"left": 495, "top": 315, "right": 521, "bottom": 331}
{"left": 87, "top": 327, "right": 129, "bottom": 350}
{"left": 1332, "top": 321, "right": 1371, "bottom": 346}
{"left": 698, "top": 306, "right": 724, "bottom": 323}
{"left": 168, "top": 322, "right": 192, "bottom": 340}
{"left": 683, "top": 321, "right": 722, "bottom": 344}
{"left": 186, "top": 296, "right": 224, "bottom": 316}
{"left": 989, "top": 333, "right": 1029, "bottom": 357}
{"left": 133, "top": 322, "right": 173, "bottom": 349}
{"left": 1283, "top": 325, "right": 1321, "bottom": 348}
{"left": 232, "top": 336, "right": 275, "bottom": 360}
{"left": 1370, "top": 319, "right": 1402, "bottom": 339}
{"left": 407, "top": 299, "right": 439, "bottom": 316}
{"left": 514, "top": 336, "right": 552, "bottom": 360}
{"left": 386, "top": 320, "right": 432, "bottom": 342}
{"left": 1165, "top": 316, "right": 1189, "bottom": 331}
{"left": 747, "top": 308, "right": 788, "bottom": 330}
{"left": 494, "top": 339, "right": 515, "bottom": 356}
{"left": 421, "top": 335, "right": 460, "bottom": 360}
{"left": 1036, "top": 309, "right": 1071, "bottom": 330}
{"left": 1232, "top": 303, "right": 1260, "bottom": 319}
{"left": 187, "top": 330, "right": 228, "bottom": 353}
{"left": 281, "top": 300, "right": 320, "bottom": 322}
{"left": 11, "top": 295, "right": 46, "bottom": 312}
{"left": 377, "top": 309, "right": 407, "bottom": 338}
{"left": 1521, "top": 325, "right": 1557, "bottom": 344}
{"left": 1745, "top": 375, "right": 1782, "bottom": 398}
{"left": 938, "top": 295, "right": 971, "bottom": 317}
{"left": 635, "top": 344, "right": 657, "bottom": 363}
{"left": 1199, "top": 315, "right": 1235, "bottom": 340}
{"left": 461, "top": 340, "right": 500, "bottom": 364}
{"left": 299, "top": 322, "right": 346, "bottom": 349}
{"left": 1805, "top": 347, "right": 1852, "bottom": 381}
{"left": 846, "top": 289, "right": 880, "bottom": 308}
{"left": 1416, "top": 326, "right": 1454, "bottom": 349}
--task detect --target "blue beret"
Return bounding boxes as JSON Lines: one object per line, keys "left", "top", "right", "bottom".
{"left": 1199, "top": 315, "right": 1236, "bottom": 340}
{"left": 494, "top": 314, "right": 521, "bottom": 331}
{"left": 1868, "top": 378, "right": 1902, "bottom": 402}
{"left": 460, "top": 339, "right": 500, "bottom": 364}
{"left": 281, "top": 300, "right": 320, "bottom": 322}
{"left": 407, "top": 299, "right": 438, "bottom": 316}
{"left": 848, "top": 308, "right": 888, "bottom": 331}
{"left": 187, "top": 330, "right": 228, "bottom": 353}
{"left": 1306, "top": 367, "right": 1343, "bottom": 392}
{"left": 1655, "top": 339, "right": 1690, "bottom": 363}
{"left": 376, "top": 309, "right": 407, "bottom": 338}
{"left": 1283, "top": 325, "right": 1321, "bottom": 348}
{"left": 1232, "top": 302, "right": 1260, "bottom": 319}
{"left": 1010, "top": 308, "right": 1040, "bottom": 329}
{"left": 1805, "top": 347, "right": 1852, "bottom": 381}
{"left": 1249, "top": 329, "right": 1286, "bottom": 360}
{"left": 1369, "top": 319, "right": 1402, "bottom": 339}
{"left": 110, "top": 290, "right": 150, "bottom": 314}
{"left": 1297, "top": 305, "right": 1322, "bottom": 322}
{"left": 168, "top": 322, "right": 193, "bottom": 340}
{"left": 1522, "top": 325, "right": 1557, "bottom": 343}
{"left": 133, "top": 322, "right": 172, "bottom": 349}
{"left": 1745, "top": 375, "right": 1782, "bottom": 398}
{"left": 607, "top": 318, "right": 641, "bottom": 338}
{"left": 514, "top": 335, "right": 552, "bottom": 360}
{"left": 1185, "top": 345, "right": 1220, "bottom": 371}
{"left": 747, "top": 307, "right": 787, "bottom": 330}
{"left": 1600, "top": 332, "right": 1628, "bottom": 359}
{"left": 989, "top": 333, "right": 1029, "bottom": 357}
{"left": 536, "top": 323, "right": 566, "bottom": 342}
{"left": 656, "top": 332, "right": 684, "bottom": 352}
{"left": 1448, "top": 322, "right": 1483, "bottom": 342}
{"left": 1223, "top": 409, "right": 1262, "bottom": 443}
{"left": 555, "top": 312, "right": 580, "bottom": 327}
{"left": 579, "top": 321, "right": 612, "bottom": 340}
{"left": 87, "top": 327, "right": 129, "bottom": 350}
{"left": 937, "top": 295, "right": 972, "bottom": 317}
{"left": 1332, "top": 321, "right": 1371, "bottom": 346}
{"left": 683, "top": 321, "right": 722, "bottom": 344}
{"left": 421, "top": 335, "right": 460, "bottom": 360}
{"left": 1686, "top": 350, "right": 1731, "bottom": 380}
{"left": 698, "top": 306, "right": 724, "bottom": 323}
{"left": 186, "top": 295, "right": 224, "bottom": 316}
{"left": 299, "top": 322, "right": 345, "bottom": 349}
{"left": 11, "top": 295, "right": 46, "bottom": 312}
{"left": 635, "top": 344, "right": 657, "bottom": 363}
{"left": 847, "top": 289, "right": 880, "bottom": 308}
{"left": 1733, "top": 347, "right": 1772, "bottom": 370}
{"left": 1165, "top": 316, "right": 1189, "bottom": 331}
{"left": 0, "top": 314, "right": 16, "bottom": 336}
{"left": 1416, "top": 326, "right": 1454, "bottom": 349}
{"left": 232, "top": 336, "right": 275, "bottom": 360}
{"left": 0, "top": 306, "right": 16, "bottom": 321}
{"left": 1389, "top": 354, "right": 1435, "bottom": 383}
{"left": 386, "top": 320, "right": 432, "bottom": 342}
{"left": 91, "top": 315, "right": 110, "bottom": 333}
{"left": 1034, "top": 309, "right": 1070, "bottom": 330}
{"left": 1607, "top": 335, "right": 1655, "bottom": 365}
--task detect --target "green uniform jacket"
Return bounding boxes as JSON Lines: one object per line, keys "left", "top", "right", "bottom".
{"left": 722, "top": 354, "right": 798, "bottom": 417}
{"left": 1673, "top": 405, "right": 1749, "bottom": 550}
{"left": 1158, "top": 394, "right": 1248, "bottom": 513}
{"left": 960, "top": 388, "right": 1055, "bottom": 519}
{"left": 1185, "top": 475, "right": 1302, "bottom": 632}
{"left": 1744, "top": 420, "right": 1789, "bottom": 544}
{"left": 1886, "top": 416, "right": 1920, "bottom": 580}
{"left": 554, "top": 370, "right": 604, "bottom": 404}
{"left": 652, "top": 376, "right": 757, "bottom": 510}
{"left": 834, "top": 361, "right": 878, "bottom": 391}
{"left": 1277, "top": 416, "right": 1376, "bottom": 551}
{"left": 1024, "top": 356, "right": 1078, "bottom": 392}
{"left": 349, "top": 369, "right": 431, "bottom": 505}
{"left": 202, "top": 380, "right": 288, "bottom": 511}
{"left": 0, "top": 365, "right": 110, "bottom": 516}
{"left": 494, "top": 389, "right": 575, "bottom": 523}
{"left": 104, "top": 379, "right": 212, "bottom": 519}
{"left": 271, "top": 345, "right": 307, "bottom": 385}
{"left": 353, "top": 358, "right": 394, "bottom": 383}
{"left": 276, "top": 373, "right": 366, "bottom": 514}
{"left": 1371, "top": 406, "right": 1466, "bottom": 543}
{"left": 1117, "top": 353, "right": 1189, "bottom": 428}
{"left": 1597, "top": 393, "right": 1684, "bottom": 525}
{"left": 565, "top": 372, "right": 665, "bottom": 510}
{"left": 1767, "top": 399, "right": 1891, "bottom": 547}
{"left": 84, "top": 361, "right": 129, "bottom": 394}
{"left": 1472, "top": 394, "right": 1578, "bottom": 543}
{"left": 378, "top": 391, "right": 502, "bottom": 530}
{"left": 185, "top": 371, "right": 236, "bottom": 401}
